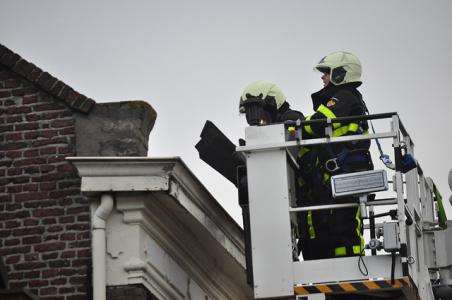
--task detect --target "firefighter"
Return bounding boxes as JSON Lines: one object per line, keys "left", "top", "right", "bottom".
{"left": 239, "top": 80, "right": 303, "bottom": 125}
{"left": 297, "top": 51, "right": 374, "bottom": 260}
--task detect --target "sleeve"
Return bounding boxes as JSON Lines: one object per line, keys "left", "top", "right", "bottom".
{"left": 302, "top": 90, "right": 361, "bottom": 138}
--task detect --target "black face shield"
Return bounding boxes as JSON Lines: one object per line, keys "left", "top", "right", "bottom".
{"left": 243, "top": 101, "right": 276, "bottom": 126}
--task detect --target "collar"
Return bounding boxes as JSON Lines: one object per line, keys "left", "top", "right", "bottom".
{"left": 311, "top": 82, "right": 362, "bottom": 110}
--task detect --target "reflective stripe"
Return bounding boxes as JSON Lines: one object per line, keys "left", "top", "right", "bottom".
{"left": 322, "top": 172, "right": 330, "bottom": 183}
{"left": 307, "top": 211, "right": 315, "bottom": 239}
{"left": 317, "top": 105, "right": 341, "bottom": 129}
{"left": 332, "top": 122, "right": 359, "bottom": 137}
{"left": 335, "top": 246, "right": 346, "bottom": 256}
{"left": 356, "top": 207, "right": 364, "bottom": 251}
{"left": 335, "top": 245, "right": 363, "bottom": 256}
{"left": 288, "top": 126, "right": 296, "bottom": 131}
{"left": 304, "top": 115, "right": 314, "bottom": 135}
{"left": 298, "top": 146, "right": 310, "bottom": 158}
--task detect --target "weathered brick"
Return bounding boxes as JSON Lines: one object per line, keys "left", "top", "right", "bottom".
{"left": 59, "top": 216, "right": 74, "bottom": 224}
{"left": 32, "top": 208, "right": 64, "bottom": 218}
{"left": 42, "top": 252, "right": 58, "bottom": 260}
{"left": 44, "top": 234, "right": 58, "bottom": 241}
{"left": 12, "top": 226, "right": 44, "bottom": 236}
{"left": 49, "top": 260, "right": 70, "bottom": 268}
{"left": 23, "top": 149, "right": 39, "bottom": 157}
{"left": 5, "top": 132, "right": 22, "bottom": 141}
{"left": 42, "top": 218, "right": 57, "bottom": 225}
{"left": 51, "top": 119, "right": 74, "bottom": 128}
{"left": 7, "top": 185, "right": 22, "bottom": 193}
{"left": 23, "top": 236, "right": 42, "bottom": 244}
{"left": 23, "top": 165, "right": 40, "bottom": 174}
{"left": 24, "top": 270, "right": 41, "bottom": 279}
{"left": 24, "top": 253, "right": 39, "bottom": 261}
{"left": 15, "top": 122, "right": 39, "bottom": 131}
{"left": 10, "top": 176, "right": 29, "bottom": 184}
{"left": 0, "top": 245, "right": 31, "bottom": 256}
{"left": 6, "top": 106, "right": 31, "bottom": 114}
{"left": 6, "top": 151, "right": 22, "bottom": 159}
{"left": 3, "top": 142, "right": 27, "bottom": 150}
{"left": 40, "top": 147, "right": 57, "bottom": 155}
{"left": 29, "top": 279, "right": 49, "bottom": 287}
{"left": 32, "top": 137, "right": 68, "bottom": 147}
{"left": 26, "top": 114, "right": 40, "bottom": 121}
{"left": 40, "top": 182, "right": 56, "bottom": 191}
{"left": 61, "top": 251, "right": 76, "bottom": 259}
{"left": 5, "top": 220, "right": 21, "bottom": 228}
{"left": 13, "top": 158, "right": 46, "bottom": 167}
{"left": 6, "top": 115, "right": 23, "bottom": 123}
{"left": 61, "top": 233, "right": 76, "bottom": 241}
{"left": 33, "top": 103, "right": 66, "bottom": 112}
{"left": 47, "top": 225, "right": 64, "bottom": 233}
{"left": 50, "top": 277, "right": 67, "bottom": 285}
{"left": 23, "top": 218, "right": 39, "bottom": 226}
{"left": 22, "top": 95, "right": 39, "bottom": 104}
{"left": 15, "top": 192, "right": 47, "bottom": 202}
{"left": 42, "top": 269, "right": 59, "bottom": 278}
{"left": 34, "top": 242, "right": 65, "bottom": 252}
{"left": 41, "top": 287, "right": 58, "bottom": 295}
{"left": 5, "top": 255, "right": 21, "bottom": 264}
{"left": 5, "top": 238, "right": 20, "bottom": 246}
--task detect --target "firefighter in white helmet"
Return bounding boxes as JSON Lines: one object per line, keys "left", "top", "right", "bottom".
{"left": 297, "top": 51, "right": 374, "bottom": 260}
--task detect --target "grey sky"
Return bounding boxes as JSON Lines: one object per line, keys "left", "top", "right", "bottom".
{"left": 1, "top": 0, "right": 452, "bottom": 225}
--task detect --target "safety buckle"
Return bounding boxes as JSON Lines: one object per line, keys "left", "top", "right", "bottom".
{"left": 325, "top": 158, "right": 340, "bottom": 172}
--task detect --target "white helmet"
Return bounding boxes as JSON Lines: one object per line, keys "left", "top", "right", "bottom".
{"left": 314, "top": 51, "right": 362, "bottom": 85}
{"left": 239, "top": 80, "right": 287, "bottom": 113}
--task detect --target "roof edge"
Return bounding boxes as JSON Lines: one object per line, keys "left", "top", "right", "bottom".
{"left": 0, "top": 43, "right": 96, "bottom": 114}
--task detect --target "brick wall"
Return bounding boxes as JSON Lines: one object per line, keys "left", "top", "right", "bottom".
{"left": 0, "top": 64, "right": 92, "bottom": 299}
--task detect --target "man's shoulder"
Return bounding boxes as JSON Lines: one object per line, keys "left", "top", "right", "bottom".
{"left": 331, "top": 87, "right": 361, "bottom": 103}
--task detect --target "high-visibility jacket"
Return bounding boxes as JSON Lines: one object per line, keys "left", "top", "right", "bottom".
{"left": 297, "top": 82, "right": 373, "bottom": 259}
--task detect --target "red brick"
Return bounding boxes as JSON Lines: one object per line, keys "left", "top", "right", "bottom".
{"left": 29, "top": 279, "right": 49, "bottom": 287}
{"left": 33, "top": 103, "right": 66, "bottom": 112}
{"left": 23, "top": 166, "right": 40, "bottom": 174}
{"left": 5, "top": 220, "right": 21, "bottom": 228}
{"left": 33, "top": 208, "right": 64, "bottom": 218}
{"left": 49, "top": 189, "right": 79, "bottom": 199}
{"left": 24, "top": 270, "right": 41, "bottom": 279}
{"left": 10, "top": 176, "right": 29, "bottom": 184}
{"left": 3, "top": 142, "right": 27, "bottom": 150}
{"left": 59, "top": 268, "right": 76, "bottom": 276}
{"left": 7, "top": 185, "right": 22, "bottom": 193}
{"left": 32, "top": 137, "right": 68, "bottom": 147}
{"left": 4, "top": 203, "right": 21, "bottom": 211}
{"left": 23, "top": 149, "right": 39, "bottom": 157}
{"left": 77, "top": 249, "right": 90, "bottom": 258}
{"left": 47, "top": 225, "right": 64, "bottom": 233}
{"left": 12, "top": 86, "right": 38, "bottom": 96}
{"left": 23, "top": 236, "right": 42, "bottom": 244}
{"left": 42, "top": 252, "right": 58, "bottom": 260}
{"left": 40, "top": 147, "right": 57, "bottom": 155}
{"left": 0, "top": 90, "right": 11, "bottom": 98}
{"left": 6, "top": 151, "right": 22, "bottom": 159}
{"left": 22, "top": 95, "right": 39, "bottom": 104}
{"left": 15, "top": 192, "right": 47, "bottom": 202}
{"left": 15, "top": 122, "right": 39, "bottom": 131}
{"left": 13, "top": 261, "right": 46, "bottom": 271}
{"left": 5, "top": 132, "right": 22, "bottom": 141}
{"left": 51, "top": 119, "right": 74, "bottom": 128}
{"left": 42, "top": 218, "right": 57, "bottom": 225}
{"left": 59, "top": 287, "right": 75, "bottom": 294}
{"left": 5, "top": 238, "right": 20, "bottom": 246}
{"left": 0, "top": 124, "right": 13, "bottom": 132}
{"left": 71, "top": 259, "right": 89, "bottom": 267}
{"left": 4, "top": 78, "right": 20, "bottom": 88}
{"left": 67, "top": 206, "right": 88, "bottom": 215}
{"left": 26, "top": 114, "right": 40, "bottom": 121}
{"left": 65, "top": 223, "right": 89, "bottom": 231}
{"left": 0, "top": 246, "right": 31, "bottom": 255}
{"left": 40, "top": 182, "right": 56, "bottom": 191}
{"left": 42, "top": 269, "right": 59, "bottom": 278}
{"left": 5, "top": 255, "right": 21, "bottom": 264}
{"left": 61, "top": 251, "right": 76, "bottom": 258}
{"left": 13, "top": 158, "right": 46, "bottom": 167}
{"left": 24, "top": 253, "right": 39, "bottom": 261}
{"left": 12, "top": 226, "right": 44, "bottom": 237}
{"left": 41, "top": 287, "right": 58, "bottom": 296}
{"left": 44, "top": 234, "right": 58, "bottom": 241}
{"left": 9, "top": 281, "right": 27, "bottom": 289}
{"left": 6, "top": 115, "right": 23, "bottom": 123}
{"left": 49, "top": 260, "right": 70, "bottom": 268}
{"left": 69, "top": 276, "right": 86, "bottom": 285}
{"left": 59, "top": 216, "right": 74, "bottom": 223}
{"left": 23, "top": 218, "right": 39, "bottom": 226}
{"left": 50, "top": 277, "right": 67, "bottom": 285}
{"left": 24, "top": 131, "right": 39, "bottom": 139}
{"left": 34, "top": 242, "right": 65, "bottom": 252}
{"left": 79, "top": 98, "right": 95, "bottom": 113}
{"left": 61, "top": 233, "right": 76, "bottom": 241}
{"left": 6, "top": 106, "right": 31, "bottom": 114}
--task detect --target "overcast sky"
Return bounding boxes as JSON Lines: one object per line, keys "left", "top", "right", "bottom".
{"left": 1, "top": 0, "right": 452, "bottom": 225}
